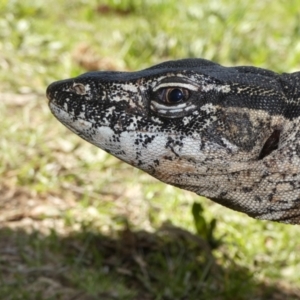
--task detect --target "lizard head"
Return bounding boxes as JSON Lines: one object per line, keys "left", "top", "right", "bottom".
{"left": 47, "top": 58, "right": 300, "bottom": 223}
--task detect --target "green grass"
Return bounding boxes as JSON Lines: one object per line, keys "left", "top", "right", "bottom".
{"left": 1, "top": 0, "right": 300, "bottom": 299}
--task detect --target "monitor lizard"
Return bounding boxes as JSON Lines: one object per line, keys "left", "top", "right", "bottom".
{"left": 46, "top": 58, "right": 300, "bottom": 224}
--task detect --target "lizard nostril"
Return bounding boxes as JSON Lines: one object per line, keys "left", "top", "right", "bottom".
{"left": 70, "top": 83, "right": 86, "bottom": 95}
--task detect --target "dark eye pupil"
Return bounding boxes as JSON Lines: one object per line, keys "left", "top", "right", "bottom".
{"left": 167, "top": 89, "right": 184, "bottom": 103}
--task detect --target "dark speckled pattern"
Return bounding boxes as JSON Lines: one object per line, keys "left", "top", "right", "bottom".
{"left": 47, "top": 58, "right": 300, "bottom": 224}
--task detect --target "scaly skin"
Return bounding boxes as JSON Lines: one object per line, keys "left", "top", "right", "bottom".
{"left": 46, "top": 58, "right": 300, "bottom": 224}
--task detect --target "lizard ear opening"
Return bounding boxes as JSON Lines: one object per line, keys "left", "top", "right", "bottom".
{"left": 258, "top": 129, "right": 281, "bottom": 160}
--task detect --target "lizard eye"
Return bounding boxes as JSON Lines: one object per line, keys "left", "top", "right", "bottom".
{"left": 150, "top": 79, "right": 198, "bottom": 118}
{"left": 160, "top": 88, "right": 190, "bottom": 104}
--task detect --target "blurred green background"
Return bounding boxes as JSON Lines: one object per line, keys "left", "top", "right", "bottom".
{"left": 1, "top": 0, "right": 300, "bottom": 299}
